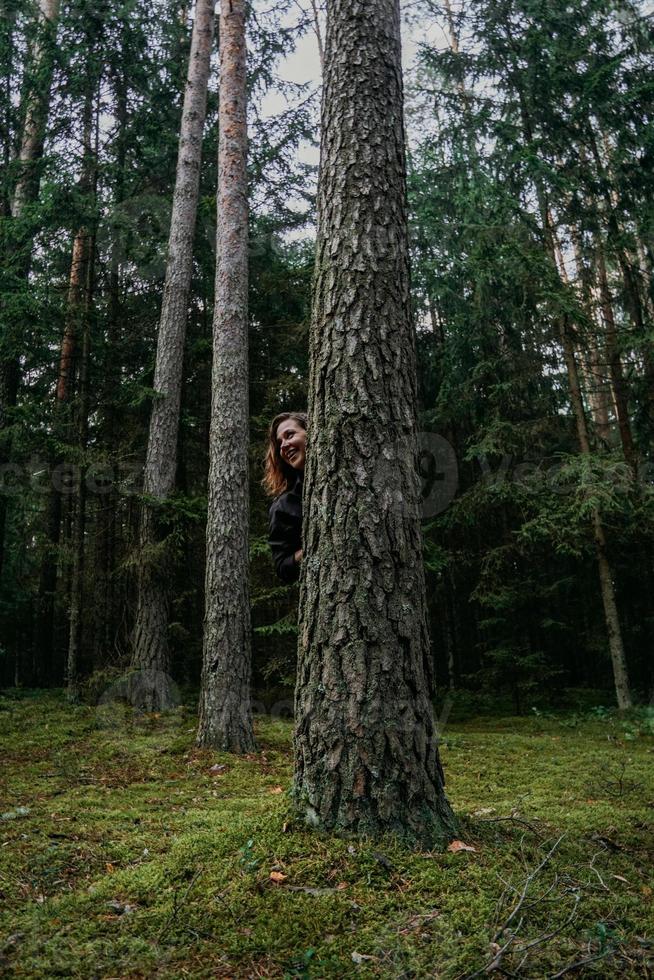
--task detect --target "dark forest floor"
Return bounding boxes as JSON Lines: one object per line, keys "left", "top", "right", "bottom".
{"left": 0, "top": 691, "right": 652, "bottom": 978}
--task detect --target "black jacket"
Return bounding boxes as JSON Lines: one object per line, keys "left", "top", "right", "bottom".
{"left": 268, "top": 473, "right": 303, "bottom": 584}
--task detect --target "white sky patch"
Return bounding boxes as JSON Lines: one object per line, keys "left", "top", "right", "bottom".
{"left": 257, "top": 2, "right": 450, "bottom": 233}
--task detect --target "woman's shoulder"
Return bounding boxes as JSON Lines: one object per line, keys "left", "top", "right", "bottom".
{"left": 269, "top": 489, "right": 291, "bottom": 517}
{"left": 269, "top": 481, "right": 302, "bottom": 520}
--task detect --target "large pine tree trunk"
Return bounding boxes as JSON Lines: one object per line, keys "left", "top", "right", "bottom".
{"left": 130, "top": 0, "right": 215, "bottom": 706}
{"left": 197, "top": 0, "right": 255, "bottom": 753}
{"left": 294, "top": 0, "right": 456, "bottom": 844}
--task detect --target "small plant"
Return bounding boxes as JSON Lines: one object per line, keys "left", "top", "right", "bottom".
{"left": 284, "top": 947, "right": 316, "bottom": 980}
{"left": 590, "top": 921, "right": 619, "bottom": 955}
{"left": 238, "top": 838, "right": 260, "bottom": 873}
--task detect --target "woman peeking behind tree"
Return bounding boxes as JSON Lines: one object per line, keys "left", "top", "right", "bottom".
{"left": 263, "top": 412, "right": 307, "bottom": 584}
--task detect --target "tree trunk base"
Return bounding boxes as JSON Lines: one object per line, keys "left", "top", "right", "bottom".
{"left": 293, "top": 695, "right": 458, "bottom": 848}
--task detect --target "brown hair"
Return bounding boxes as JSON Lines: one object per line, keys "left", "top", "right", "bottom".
{"left": 262, "top": 411, "right": 308, "bottom": 498}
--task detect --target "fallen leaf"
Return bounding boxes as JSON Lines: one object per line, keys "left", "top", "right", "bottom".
{"left": 105, "top": 863, "right": 115, "bottom": 873}
{"left": 209, "top": 764, "right": 228, "bottom": 776}
{"left": 336, "top": 881, "right": 348, "bottom": 890}
{"left": 612, "top": 874, "right": 629, "bottom": 883}
{"left": 269, "top": 786, "right": 284, "bottom": 794}
{"left": 447, "top": 840, "right": 477, "bottom": 854}
{"left": 269, "top": 871, "right": 287, "bottom": 883}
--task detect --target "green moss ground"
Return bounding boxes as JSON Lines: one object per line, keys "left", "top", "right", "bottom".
{"left": 0, "top": 692, "right": 652, "bottom": 978}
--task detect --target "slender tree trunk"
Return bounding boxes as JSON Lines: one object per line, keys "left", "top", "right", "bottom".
{"left": 566, "top": 227, "right": 612, "bottom": 446}
{"left": 634, "top": 238, "right": 654, "bottom": 436}
{"left": 0, "top": 0, "right": 60, "bottom": 584}
{"left": 308, "top": 0, "right": 324, "bottom": 68}
{"left": 66, "top": 246, "right": 93, "bottom": 701}
{"left": 586, "top": 127, "right": 654, "bottom": 432}
{"left": 0, "top": 0, "right": 18, "bottom": 217}
{"left": 0, "top": 358, "right": 18, "bottom": 584}
{"left": 93, "top": 50, "right": 128, "bottom": 669}
{"left": 197, "top": 0, "right": 255, "bottom": 753}
{"left": 10, "top": 0, "right": 60, "bottom": 218}
{"left": 558, "top": 317, "right": 632, "bottom": 709}
{"left": 582, "top": 342, "right": 612, "bottom": 446}
{"left": 131, "top": 0, "right": 215, "bottom": 706}
{"left": 66, "top": 85, "right": 99, "bottom": 700}
{"left": 554, "top": 241, "right": 633, "bottom": 708}
{"left": 34, "top": 81, "right": 95, "bottom": 684}
{"left": 593, "top": 242, "right": 636, "bottom": 467}
{"left": 513, "top": 83, "right": 634, "bottom": 711}
{"left": 294, "top": 0, "right": 456, "bottom": 844}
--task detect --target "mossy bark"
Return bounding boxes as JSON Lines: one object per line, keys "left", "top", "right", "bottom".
{"left": 294, "top": 0, "right": 456, "bottom": 845}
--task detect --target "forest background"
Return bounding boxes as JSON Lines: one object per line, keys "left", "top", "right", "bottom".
{"left": 1, "top": 0, "right": 654, "bottom": 713}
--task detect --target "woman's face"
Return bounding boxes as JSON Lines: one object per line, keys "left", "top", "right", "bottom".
{"left": 276, "top": 419, "right": 306, "bottom": 472}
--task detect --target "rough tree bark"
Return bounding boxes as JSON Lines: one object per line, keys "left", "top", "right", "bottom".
{"left": 130, "top": 0, "right": 215, "bottom": 707}
{"left": 197, "top": 0, "right": 255, "bottom": 753}
{"left": 294, "top": 0, "right": 456, "bottom": 844}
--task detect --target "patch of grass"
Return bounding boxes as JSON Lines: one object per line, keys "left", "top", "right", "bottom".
{"left": 0, "top": 691, "right": 652, "bottom": 978}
